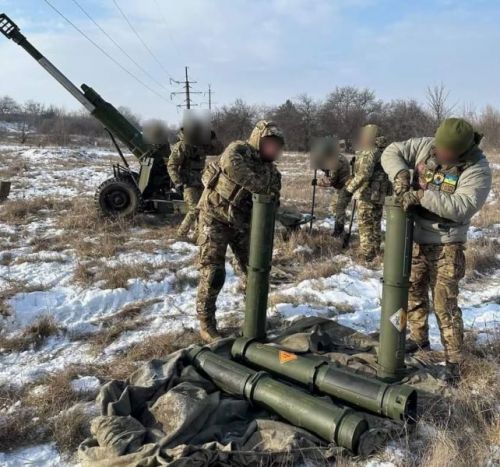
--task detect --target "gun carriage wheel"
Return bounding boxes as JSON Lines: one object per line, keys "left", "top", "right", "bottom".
{"left": 95, "top": 176, "right": 144, "bottom": 217}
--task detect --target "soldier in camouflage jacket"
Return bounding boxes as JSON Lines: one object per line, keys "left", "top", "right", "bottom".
{"left": 195, "top": 120, "right": 283, "bottom": 342}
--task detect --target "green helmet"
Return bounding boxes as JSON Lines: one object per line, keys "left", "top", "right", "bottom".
{"left": 434, "top": 118, "right": 474, "bottom": 154}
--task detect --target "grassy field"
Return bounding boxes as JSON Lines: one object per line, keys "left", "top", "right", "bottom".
{"left": 0, "top": 145, "right": 498, "bottom": 466}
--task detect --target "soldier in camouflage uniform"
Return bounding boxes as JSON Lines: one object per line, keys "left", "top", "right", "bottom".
{"left": 382, "top": 118, "right": 492, "bottom": 383}
{"left": 317, "top": 151, "right": 352, "bottom": 237}
{"left": 344, "top": 124, "right": 390, "bottom": 261}
{"left": 168, "top": 123, "right": 224, "bottom": 238}
{"left": 196, "top": 120, "right": 283, "bottom": 342}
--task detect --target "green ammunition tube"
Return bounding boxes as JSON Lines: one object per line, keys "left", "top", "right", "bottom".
{"left": 232, "top": 338, "right": 417, "bottom": 423}
{"left": 243, "top": 193, "right": 277, "bottom": 340}
{"left": 377, "top": 197, "right": 414, "bottom": 381}
{"left": 187, "top": 345, "right": 372, "bottom": 454}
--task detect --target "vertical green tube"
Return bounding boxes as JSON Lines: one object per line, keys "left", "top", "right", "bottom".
{"left": 243, "top": 193, "right": 277, "bottom": 340}
{"left": 377, "top": 197, "right": 414, "bottom": 381}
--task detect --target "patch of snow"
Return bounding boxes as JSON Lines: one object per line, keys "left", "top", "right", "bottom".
{"left": 0, "top": 443, "right": 66, "bottom": 466}
{"left": 70, "top": 375, "right": 101, "bottom": 394}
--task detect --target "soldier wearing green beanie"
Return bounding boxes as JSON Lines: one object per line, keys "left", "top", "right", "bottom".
{"left": 381, "top": 118, "right": 492, "bottom": 384}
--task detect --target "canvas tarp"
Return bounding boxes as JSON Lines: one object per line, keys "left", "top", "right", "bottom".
{"left": 79, "top": 317, "right": 448, "bottom": 466}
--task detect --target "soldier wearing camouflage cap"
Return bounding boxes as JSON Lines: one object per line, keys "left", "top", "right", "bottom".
{"left": 343, "top": 124, "right": 390, "bottom": 261}
{"left": 168, "top": 119, "right": 224, "bottom": 239}
{"left": 382, "top": 118, "right": 492, "bottom": 383}
{"left": 195, "top": 120, "right": 283, "bottom": 342}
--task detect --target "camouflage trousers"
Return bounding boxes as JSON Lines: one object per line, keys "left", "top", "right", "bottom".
{"left": 408, "top": 243, "right": 466, "bottom": 363}
{"left": 333, "top": 188, "right": 351, "bottom": 227}
{"left": 196, "top": 213, "right": 249, "bottom": 325}
{"left": 177, "top": 186, "right": 203, "bottom": 237}
{"left": 357, "top": 200, "right": 383, "bottom": 260}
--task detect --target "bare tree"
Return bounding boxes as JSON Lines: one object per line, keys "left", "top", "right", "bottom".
{"left": 426, "top": 83, "right": 455, "bottom": 124}
{"left": 211, "top": 99, "right": 258, "bottom": 145}
{"left": 476, "top": 105, "right": 500, "bottom": 150}
{"left": 374, "top": 99, "right": 434, "bottom": 142}
{"left": 319, "top": 86, "right": 382, "bottom": 142}
{"left": 296, "top": 94, "right": 319, "bottom": 150}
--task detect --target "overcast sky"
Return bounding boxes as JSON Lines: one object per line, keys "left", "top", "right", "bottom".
{"left": 1, "top": 0, "right": 499, "bottom": 125}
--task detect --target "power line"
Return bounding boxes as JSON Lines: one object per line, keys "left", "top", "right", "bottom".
{"left": 112, "top": 0, "right": 172, "bottom": 81}
{"left": 152, "top": 0, "right": 181, "bottom": 56}
{"left": 43, "top": 0, "right": 171, "bottom": 103}
{"left": 170, "top": 66, "right": 202, "bottom": 109}
{"left": 70, "top": 0, "right": 169, "bottom": 92}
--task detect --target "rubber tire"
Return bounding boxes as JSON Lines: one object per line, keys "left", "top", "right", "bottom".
{"left": 95, "top": 177, "right": 143, "bottom": 217}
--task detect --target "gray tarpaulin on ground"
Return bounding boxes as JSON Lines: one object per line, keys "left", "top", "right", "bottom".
{"left": 78, "top": 317, "right": 448, "bottom": 466}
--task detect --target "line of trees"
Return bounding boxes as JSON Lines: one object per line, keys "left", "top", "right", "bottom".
{"left": 1, "top": 84, "right": 499, "bottom": 150}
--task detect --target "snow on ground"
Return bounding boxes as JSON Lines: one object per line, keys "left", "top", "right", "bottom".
{"left": 0, "top": 143, "right": 499, "bottom": 465}
{"left": 0, "top": 443, "right": 63, "bottom": 466}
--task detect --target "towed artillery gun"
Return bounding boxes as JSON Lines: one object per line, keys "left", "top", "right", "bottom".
{"left": 0, "top": 13, "right": 181, "bottom": 218}
{"left": 0, "top": 13, "right": 308, "bottom": 228}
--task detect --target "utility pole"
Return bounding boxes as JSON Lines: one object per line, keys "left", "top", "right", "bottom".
{"left": 201, "top": 84, "right": 215, "bottom": 110}
{"left": 170, "top": 66, "right": 202, "bottom": 109}
{"left": 207, "top": 84, "right": 213, "bottom": 110}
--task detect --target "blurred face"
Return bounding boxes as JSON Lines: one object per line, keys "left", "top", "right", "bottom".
{"left": 358, "top": 130, "right": 375, "bottom": 149}
{"left": 435, "top": 146, "right": 460, "bottom": 164}
{"left": 260, "top": 137, "right": 283, "bottom": 162}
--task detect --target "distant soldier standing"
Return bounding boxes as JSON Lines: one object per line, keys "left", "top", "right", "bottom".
{"left": 168, "top": 119, "right": 224, "bottom": 238}
{"left": 196, "top": 120, "right": 283, "bottom": 342}
{"left": 316, "top": 140, "right": 352, "bottom": 237}
{"left": 381, "top": 118, "right": 492, "bottom": 383}
{"left": 344, "top": 124, "right": 390, "bottom": 261}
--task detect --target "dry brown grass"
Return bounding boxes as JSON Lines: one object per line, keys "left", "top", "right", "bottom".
{"left": 98, "top": 261, "right": 155, "bottom": 289}
{"left": 472, "top": 199, "right": 500, "bottom": 228}
{"left": 0, "top": 197, "right": 72, "bottom": 224}
{"left": 52, "top": 405, "right": 92, "bottom": 454}
{"left": 0, "top": 315, "right": 60, "bottom": 352}
{"left": 73, "top": 259, "right": 159, "bottom": 289}
{"left": 29, "top": 234, "right": 69, "bottom": 253}
{"left": 0, "top": 365, "right": 99, "bottom": 454}
{"left": 0, "top": 156, "right": 29, "bottom": 178}
{"left": 465, "top": 238, "right": 500, "bottom": 278}
{"left": 85, "top": 301, "right": 160, "bottom": 352}
{"left": 125, "top": 329, "right": 202, "bottom": 361}
{"left": 384, "top": 334, "right": 500, "bottom": 467}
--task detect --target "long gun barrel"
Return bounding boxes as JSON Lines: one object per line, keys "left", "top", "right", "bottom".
{"left": 0, "top": 13, "right": 149, "bottom": 159}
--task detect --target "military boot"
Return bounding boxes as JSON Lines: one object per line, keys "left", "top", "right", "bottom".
{"left": 199, "top": 315, "right": 221, "bottom": 343}
{"left": 332, "top": 222, "right": 344, "bottom": 238}
{"left": 405, "top": 338, "right": 431, "bottom": 354}
{"left": 442, "top": 362, "right": 461, "bottom": 386}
